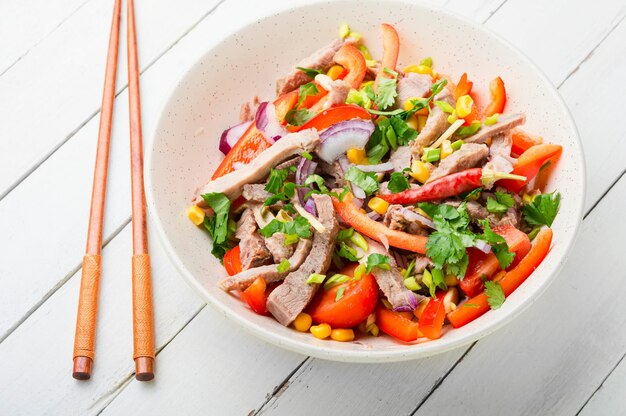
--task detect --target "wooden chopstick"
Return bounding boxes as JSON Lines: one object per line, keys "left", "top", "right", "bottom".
{"left": 127, "top": 0, "right": 156, "bottom": 382}
{"left": 72, "top": 0, "right": 122, "bottom": 381}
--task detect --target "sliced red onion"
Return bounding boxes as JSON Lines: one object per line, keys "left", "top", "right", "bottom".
{"left": 366, "top": 211, "right": 381, "bottom": 221}
{"left": 255, "top": 102, "right": 287, "bottom": 144}
{"left": 354, "top": 162, "right": 394, "bottom": 173}
{"left": 393, "top": 292, "right": 419, "bottom": 312}
{"left": 351, "top": 183, "right": 366, "bottom": 199}
{"left": 318, "top": 119, "right": 375, "bottom": 163}
{"left": 474, "top": 239, "right": 492, "bottom": 254}
{"left": 400, "top": 208, "right": 436, "bottom": 229}
{"left": 219, "top": 120, "right": 252, "bottom": 155}
{"left": 295, "top": 158, "right": 318, "bottom": 215}
{"left": 351, "top": 197, "right": 364, "bottom": 209}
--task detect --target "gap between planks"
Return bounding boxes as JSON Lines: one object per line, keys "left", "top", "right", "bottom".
{"left": 0, "top": 0, "right": 227, "bottom": 204}
{"left": 576, "top": 352, "right": 626, "bottom": 415}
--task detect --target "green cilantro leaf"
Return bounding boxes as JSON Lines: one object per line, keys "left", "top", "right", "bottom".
{"left": 374, "top": 69, "right": 398, "bottom": 110}
{"left": 285, "top": 108, "right": 315, "bottom": 126}
{"left": 487, "top": 191, "right": 515, "bottom": 213}
{"left": 345, "top": 166, "right": 379, "bottom": 195}
{"left": 296, "top": 66, "right": 323, "bottom": 78}
{"left": 296, "top": 82, "right": 319, "bottom": 108}
{"left": 480, "top": 221, "right": 515, "bottom": 269}
{"left": 337, "top": 228, "right": 355, "bottom": 241}
{"left": 389, "top": 116, "right": 418, "bottom": 145}
{"left": 485, "top": 280, "right": 505, "bottom": 310}
{"left": 365, "top": 254, "right": 391, "bottom": 273}
{"left": 200, "top": 192, "right": 233, "bottom": 260}
{"left": 259, "top": 216, "right": 312, "bottom": 239}
{"left": 304, "top": 174, "right": 329, "bottom": 194}
{"left": 264, "top": 182, "right": 296, "bottom": 206}
{"left": 265, "top": 168, "right": 290, "bottom": 194}
{"left": 388, "top": 172, "right": 410, "bottom": 193}
{"left": 523, "top": 192, "right": 560, "bottom": 227}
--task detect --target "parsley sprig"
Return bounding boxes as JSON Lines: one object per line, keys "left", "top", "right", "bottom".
{"left": 523, "top": 192, "right": 560, "bottom": 227}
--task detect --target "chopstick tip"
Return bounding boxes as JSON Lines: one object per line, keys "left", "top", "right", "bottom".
{"left": 135, "top": 357, "right": 154, "bottom": 381}
{"left": 72, "top": 357, "right": 92, "bottom": 380}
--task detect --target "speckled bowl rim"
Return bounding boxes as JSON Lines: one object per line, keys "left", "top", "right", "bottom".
{"left": 145, "top": 0, "right": 585, "bottom": 362}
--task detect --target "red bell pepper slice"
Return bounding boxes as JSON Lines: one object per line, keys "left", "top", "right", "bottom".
{"left": 459, "top": 225, "right": 532, "bottom": 297}
{"left": 296, "top": 104, "right": 371, "bottom": 132}
{"left": 273, "top": 90, "right": 299, "bottom": 122}
{"left": 223, "top": 245, "right": 242, "bottom": 276}
{"left": 483, "top": 76, "right": 506, "bottom": 116}
{"left": 374, "top": 23, "right": 400, "bottom": 92}
{"left": 418, "top": 292, "right": 446, "bottom": 339}
{"left": 299, "top": 84, "right": 328, "bottom": 109}
{"left": 454, "top": 73, "right": 473, "bottom": 98}
{"left": 448, "top": 228, "right": 552, "bottom": 328}
{"left": 511, "top": 129, "right": 543, "bottom": 156}
{"left": 498, "top": 144, "right": 563, "bottom": 192}
{"left": 240, "top": 277, "right": 269, "bottom": 315}
{"left": 376, "top": 305, "right": 420, "bottom": 342}
{"left": 334, "top": 44, "right": 367, "bottom": 89}
{"left": 332, "top": 193, "right": 427, "bottom": 254}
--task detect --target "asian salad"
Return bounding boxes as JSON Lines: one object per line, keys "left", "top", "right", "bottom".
{"left": 187, "top": 23, "right": 562, "bottom": 343}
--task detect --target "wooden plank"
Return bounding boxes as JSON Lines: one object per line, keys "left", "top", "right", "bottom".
{"left": 413, "top": 172, "right": 626, "bottom": 415}
{"left": 579, "top": 354, "right": 626, "bottom": 416}
{"left": 558, "top": 18, "right": 626, "bottom": 212}
{"left": 0, "top": 0, "right": 221, "bottom": 199}
{"left": 484, "top": 0, "right": 626, "bottom": 86}
{"left": 0, "top": 0, "right": 89, "bottom": 74}
{"left": 0, "top": 225, "right": 205, "bottom": 415}
{"left": 100, "top": 308, "right": 306, "bottom": 416}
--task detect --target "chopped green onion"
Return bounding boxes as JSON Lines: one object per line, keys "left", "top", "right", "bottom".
{"left": 324, "top": 274, "right": 351, "bottom": 290}
{"left": 451, "top": 139, "right": 465, "bottom": 151}
{"left": 484, "top": 113, "right": 499, "bottom": 126}
{"left": 276, "top": 259, "right": 290, "bottom": 273}
{"left": 463, "top": 303, "right": 480, "bottom": 309}
{"left": 431, "top": 268, "right": 447, "bottom": 291}
{"left": 422, "top": 269, "right": 436, "bottom": 298}
{"left": 422, "top": 148, "right": 441, "bottom": 163}
{"left": 434, "top": 100, "right": 455, "bottom": 114}
{"left": 339, "top": 23, "right": 350, "bottom": 39}
{"left": 368, "top": 323, "right": 380, "bottom": 336}
{"left": 403, "top": 258, "right": 416, "bottom": 279}
{"left": 353, "top": 263, "right": 366, "bottom": 281}
{"left": 337, "top": 227, "right": 355, "bottom": 241}
{"left": 358, "top": 45, "right": 372, "bottom": 60}
{"left": 335, "top": 287, "right": 346, "bottom": 302}
{"left": 420, "top": 57, "right": 433, "bottom": 68}
{"left": 283, "top": 233, "right": 299, "bottom": 246}
{"left": 306, "top": 273, "right": 326, "bottom": 285}
{"left": 301, "top": 151, "right": 313, "bottom": 160}
{"left": 456, "top": 120, "right": 482, "bottom": 136}
{"left": 447, "top": 113, "right": 458, "bottom": 124}
{"left": 350, "top": 231, "right": 369, "bottom": 252}
{"left": 527, "top": 226, "right": 542, "bottom": 241}
{"left": 404, "top": 276, "right": 421, "bottom": 291}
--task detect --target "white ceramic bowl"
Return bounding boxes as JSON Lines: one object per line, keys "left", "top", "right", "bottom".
{"left": 146, "top": 0, "right": 585, "bottom": 362}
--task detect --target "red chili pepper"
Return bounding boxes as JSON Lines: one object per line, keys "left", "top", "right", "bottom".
{"left": 378, "top": 168, "right": 526, "bottom": 204}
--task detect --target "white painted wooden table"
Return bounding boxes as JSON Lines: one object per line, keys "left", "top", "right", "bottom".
{"left": 1, "top": 0, "right": 625, "bottom": 414}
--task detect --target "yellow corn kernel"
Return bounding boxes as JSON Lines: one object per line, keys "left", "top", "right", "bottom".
{"left": 293, "top": 313, "right": 313, "bottom": 332}
{"left": 368, "top": 197, "right": 390, "bottom": 215}
{"left": 187, "top": 205, "right": 205, "bottom": 226}
{"left": 339, "top": 23, "right": 350, "bottom": 39}
{"left": 331, "top": 328, "right": 355, "bottom": 342}
{"left": 410, "top": 160, "right": 431, "bottom": 183}
{"left": 523, "top": 192, "right": 537, "bottom": 204}
{"left": 406, "top": 115, "right": 418, "bottom": 131}
{"left": 417, "top": 115, "right": 428, "bottom": 131}
{"left": 359, "top": 208, "right": 367, "bottom": 214}
{"left": 456, "top": 94, "right": 474, "bottom": 118}
{"left": 404, "top": 64, "right": 434, "bottom": 77}
{"left": 310, "top": 323, "right": 332, "bottom": 339}
{"left": 347, "top": 147, "right": 366, "bottom": 164}
{"left": 413, "top": 298, "right": 430, "bottom": 319}
{"left": 327, "top": 64, "right": 344, "bottom": 81}
{"left": 444, "top": 275, "right": 459, "bottom": 286}
{"left": 403, "top": 97, "right": 418, "bottom": 111}
{"left": 440, "top": 139, "right": 454, "bottom": 160}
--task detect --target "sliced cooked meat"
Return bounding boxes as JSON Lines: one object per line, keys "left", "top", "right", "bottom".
{"left": 484, "top": 133, "right": 517, "bottom": 176}
{"left": 396, "top": 72, "right": 431, "bottom": 108}
{"left": 195, "top": 129, "right": 320, "bottom": 205}
{"left": 412, "top": 254, "right": 433, "bottom": 274}
{"left": 275, "top": 156, "right": 301, "bottom": 172}
{"left": 318, "top": 159, "right": 346, "bottom": 188}
{"left": 427, "top": 143, "right": 489, "bottom": 183}
{"left": 446, "top": 197, "right": 522, "bottom": 229}
{"left": 236, "top": 209, "right": 272, "bottom": 270}
{"left": 265, "top": 232, "right": 296, "bottom": 263}
{"left": 383, "top": 205, "right": 429, "bottom": 236}
{"left": 266, "top": 195, "right": 339, "bottom": 326}
{"left": 463, "top": 113, "right": 526, "bottom": 144}
{"left": 411, "top": 84, "right": 455, "bottom": 155}
{"left": 239, "top": 96, "right": 260, "bottom": 122}
{"left": 363, "top": 238, "right": 425, "bottom": 310}
{"left": 242, "top": 184, "right": 273, "bottom": 203}
{"left": 312, "top": 75, "right": 351, "bottom": 111}
{"left": 275, "top": 38, "right": 343, "bottom": 96}
{"left": 218, "top": 238, "right": 313, "bottom": 292}
{"left": 389, "top": 146, "right": 412, "bottom": 172}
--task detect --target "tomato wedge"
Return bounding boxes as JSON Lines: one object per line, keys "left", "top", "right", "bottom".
{"left": 483, "top": 76, "right": 506, "bottom": 116}
{"left": 223, "top": 245, "right": 242, "bottom": 276}
{"left": 334, "top": 44, "right": 367, "bottom": 89}
{"left": 418, "top": 292, "right": 446, "bottom": 340}
{"left": 296, "top": 104, "right": 371, "bottom": 132}
{"left": 376, "top": 306, "right": 420, "bottom": 342}
{"left": 448, "top": 228, "right": 552, "bottom": 328}
{"left": 307, "top": 264, "right": 379, "bottom": 328}
{"left": 498, "top": 144, "right": 563, "bottom": 192}
{"left": 459, "top": 225, "right": 532, "bottom": 298}
{"left": 240, "top": 277, "right": 269, "bottom": 315}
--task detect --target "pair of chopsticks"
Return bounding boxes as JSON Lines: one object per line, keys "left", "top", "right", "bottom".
{"left": 72, "top": 0, "right": 155, "bottom": 382}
